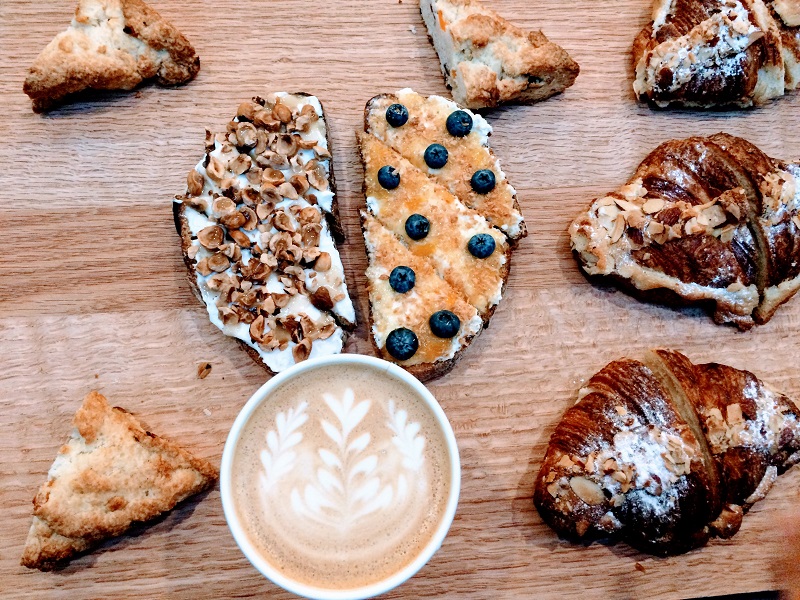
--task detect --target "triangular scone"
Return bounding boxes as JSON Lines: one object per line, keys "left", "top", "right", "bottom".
{"left": 632, "top": 0, "right": 800, "bottom": 108}
{"left": 21, "top": 392, "right": 218, "bottom": 570}
{"left": 365, "top": 89, "right": 526, "bottom": 241}
{"left": 570, "top": 134, "right": 800, "bottom": 329}
{"left": 359, "top": 132, "right": 509, "bottom": 321}
{"left": 420, "top": 0, "right": 579, "bottom": 109}
{"left": 24, "top": 0, "right": 199, "bottom": 112}
{"left": 363, "top": 213, "right": 482, "bottom": 381}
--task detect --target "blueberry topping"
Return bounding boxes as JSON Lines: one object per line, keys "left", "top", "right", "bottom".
{"left": 385, "top": 103, "right": 409, "bottom": 128}
{"left": 424, "top": 144, "right": 449, "bottom": 169}
{"left": 429, "top": 310, "right": 461, "bottom": 338}
{"left": 468, "top": 233, "right": 496, "bottom": 259}
{"left": 386, "top": 328, "right": 419, "bottom": 361}
{"left": 389, "top": 266, "right": 416, "bottom": 293}
{"left": 470, "top": 169, "right": 496, "bottom": 194}
{"left": 405, "top": 214, "right": 431, "bottom": 240}
{"left": 446, "top": 110, "right": 473, "bottom": 137}
{"left": 378, "top": 165, "right": 401, "bottom": 190}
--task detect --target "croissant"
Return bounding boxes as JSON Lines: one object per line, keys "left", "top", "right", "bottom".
{"left": 569, "top": 133, "right": 800, "bottom": 329}
{"left": 633, "top": 0, "right": 800, "bottom": 108}
{"left": 534, "top": 349, "right": 800, "bottom": 556}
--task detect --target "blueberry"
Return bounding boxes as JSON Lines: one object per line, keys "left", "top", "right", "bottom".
{"left": 468, "top": 233, "right": 496, "bottom": 259}
{"left": 429, "top": 310, "right": 461, "bottom": 338}
{"left": 385, "top": 103, "right": 409, "bottom": 128}
{"left": 378, "top": 165, "right": 401, "bottom": 190}
{"left": 470, "top": 169, "right": 496, "bottom": 194}
{"left": 386, "top": 328, "right": 419, "bottom": 361}
{"left": 389, "top": 266, "right": 416, "bottom": 293}
{"left": 405, "top": 214, "right": 430, "bottom": 240}
{"left": 424, "top": 144, "right": 449, "bottom": 169}
{"left": 446, "top": 110, "right": 473, "bottom": 137}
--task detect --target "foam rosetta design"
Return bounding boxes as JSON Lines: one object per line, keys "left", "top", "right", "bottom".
{"left": 258, "top": 389, "right": 427, "bottom": 532}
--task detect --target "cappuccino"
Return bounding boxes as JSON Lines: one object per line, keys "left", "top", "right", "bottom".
{"left": 230, "top": 363, "right": 453, "bottom": 591}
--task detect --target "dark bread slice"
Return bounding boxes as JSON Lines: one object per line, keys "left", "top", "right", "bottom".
{"left": 361, "top": 212, "right": 482, "bottom": 382}
{"left": 175, "top": 93, "right": 355, "bottom": 375}
{"left": 364, "top": 90, "right": 526, "bottom": 242}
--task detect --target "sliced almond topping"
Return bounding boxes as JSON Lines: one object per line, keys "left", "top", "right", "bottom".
{"left": 642, "top": 198, "right": 665, "bottom": 214}
{"left": 610, "top": 214, "right": 626, "bottom": 243}
{"left": 557, "top": 455, "right": 575, "bottom": 469}
{"left": 726, "top": 403, "right": 744, "bottom": 425}
{"left": 569, "top": 477, "right": 605, "bottom": 506}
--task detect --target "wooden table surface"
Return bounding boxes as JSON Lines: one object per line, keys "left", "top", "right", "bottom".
{"left": 1, "top": 0, "right": 799, "bottom": 598}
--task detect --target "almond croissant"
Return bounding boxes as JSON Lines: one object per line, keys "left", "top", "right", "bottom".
{"left": 633, "top": 0, "right": 800, "bottom": 108}
{"left": 570, "top": 133, "right": 800, "bottom": 329}
{"left": 534, "top": 349, "right": 800, "bottom": 556}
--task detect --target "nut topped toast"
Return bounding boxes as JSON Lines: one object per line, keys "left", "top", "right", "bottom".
{"left": 24, "top": 0, "right": 199, "bottom": 112}
{"left": 365, "top": 89, "right": 526, "bottom": 241}
{"left": 175, "top": 93, "right": 355, "bottom": 374}
{"left": 570, "top": 134, "right": 800, "bottom": 329}
{"left": 362, "top": 213, "right": 482, "bottom": 381}
{"left": 21, "top": 392, "right": 218, "bottom": 570}
{"left": 420, "top": 0, "right": 580, "bottom": 109}
{"left": 359, "top": 132, "right": 510, "bottom": 321}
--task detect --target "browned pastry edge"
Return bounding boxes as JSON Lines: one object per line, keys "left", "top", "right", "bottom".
{"left": 24, "top": 0, "right": 199, "bottom": 113}
{"left": 364, "top": 93, "right": 528, "bottom": 243}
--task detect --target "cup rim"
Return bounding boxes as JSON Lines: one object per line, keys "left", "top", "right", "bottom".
{"left": 220, "top": 354, "right": 461, "bottom": 600}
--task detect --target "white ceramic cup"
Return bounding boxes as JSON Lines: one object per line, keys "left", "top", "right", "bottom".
{"left": 220, "top": 354, "right": 461, "bottom": 600}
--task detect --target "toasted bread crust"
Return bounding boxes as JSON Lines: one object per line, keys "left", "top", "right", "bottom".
{"left": 21, "top": 392, "right": 217, "bottom": 570}
{"left": 24, "top": 0, "right": 199, "bottom": 112}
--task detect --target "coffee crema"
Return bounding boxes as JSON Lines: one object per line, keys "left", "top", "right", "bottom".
{"left": 231, "top": 363, "right": 452, "bottom": 590}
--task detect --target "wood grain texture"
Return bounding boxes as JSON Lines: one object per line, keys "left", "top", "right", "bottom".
{"left": 1, "top": 0, "right": 799, "bottom": 598}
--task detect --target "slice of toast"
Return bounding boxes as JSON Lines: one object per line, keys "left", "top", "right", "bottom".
{"left": 359, "top": 132, "right": 510, "bottom": 321}
{"left": 175, "top": 93, "right": 356, "bottom": 375}
{"left": 365, "top": 89, "right": 526, "bottom": 241}
{"left": 420, "top": 0, "right": 579, "bottom": 109}
{"left": 24, "top": 0, "right": 199, "bottom": 112}
{"left": 20, "top": 392, "right": 218, "bottom": 570}
{"left": 362, "top": 213, "right": 482, "bottom": 381}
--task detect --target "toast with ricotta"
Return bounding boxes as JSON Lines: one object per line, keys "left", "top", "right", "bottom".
{"left": 24, "top": 0, "right": 199, "bottom": 112}
{"left": 21, "top": 392, "right": 217, "bottom": 570}
{"left": 420, "top": 0, "right": 579, "bottom": 109}
{"left": 174, "top": 93, "right": 355, "bottom": 374}
{"left": 365, "top": 89, "right": 526, "bottom": 241}
{"left": 359, "top": 131, "right": 509, "bottom": 321}
{"left": 362, "top": 213, "right": 482, "bottom": 381}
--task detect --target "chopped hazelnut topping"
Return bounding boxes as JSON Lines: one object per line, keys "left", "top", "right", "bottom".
{"left": 187, "top": 169, "right": 204, "bottom": 196}
{"left": 198, "top": 225, "right": 224, "bottom": 249}
{"left": 315, "top": 252, "right": 332, "bottom": 272}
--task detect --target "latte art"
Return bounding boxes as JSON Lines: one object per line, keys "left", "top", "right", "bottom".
{"left": 231, "top": 364, "right": 451, "bottom": 591}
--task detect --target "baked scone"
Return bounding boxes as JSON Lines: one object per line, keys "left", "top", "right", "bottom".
{"left": 420, "top": 0, "right": 579, "bottom": 109}
{"left": 174, "top": 93, "right": 355, "bottom": 374}
{"left": 23, "top": 0, "right": 199, "bottom": 112}
{"left": 359, "top": 132, "right": 509, "bottom": 320}
{"left": 362, "top": 213, "right": 482, "bottom": 381}
{"left": 21, "top": 392, "right": 218, "bottom": 570}
{"left": 569, "top": 133, "right": 800, "bottom": 329}
{"left": 365, "top": 89, "right": 526, "bottom": 241}
{"left": 534, "top": 349, "right": 800, "bottom": 556}
{"left": 633, "top": 0, "right": 800, "bottom": 108}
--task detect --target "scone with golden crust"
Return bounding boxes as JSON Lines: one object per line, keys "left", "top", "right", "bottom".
{"left": 632, "top": 0, "right": 800, "bottom": 108}
{"left": 24, "top": 0, "right": 199, "bottom": 112}
{"left": 363, "top": 213, "right": 482, "bottom": 381}
{"left": 419, "top": 0, "right": 579, "bottom": 109}
{"left": 360, "top": 132, "right": 510, "bottom": 321}
{"left": 365, "top": 89, "right": 526, "bottom": 241}
{"left": 21, "top": 392, "right": 218, "bottom": 570}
